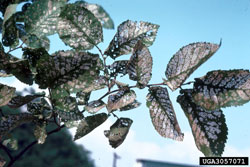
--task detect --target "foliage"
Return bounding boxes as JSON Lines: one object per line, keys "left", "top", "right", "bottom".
{"left": 0, "top": 0, "right": 249, "bottom": 165}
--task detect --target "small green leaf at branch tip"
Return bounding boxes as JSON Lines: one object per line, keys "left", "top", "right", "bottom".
{"left": 165, "top": 42, "right": 221, "bottom": 91}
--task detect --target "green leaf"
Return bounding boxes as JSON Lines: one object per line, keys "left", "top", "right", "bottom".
{"left": 107, "top": 88, "right": 136, "bottom": 112}
{"left": 34, "top": 122, "right": 47, "bottom": 144}
{"left": 55, "top": 109, "right": 83, "bottom": 122}
{"left": 8, "top": 92, "right": 45, "bottom": 108}
{"left": 165, "top": 42, "right": 221, "bottom": 91}
{"left": 146, "top": 86, "right": 184, "bottom": 141}
{"left": 2, "top": 138, "right": 18, "bottom": 150}
{"left": 74, "top": 113, "right": 108, "bottom": 141}
{"left": 53, "top": 96, "right": 78, "bottom": 112}
{"left": 119, "top": 100, "right": 141, "bottom": 111}
{"left": 127, "top": 41, "right": 153, "bottom": 88}
{"left": 57, "top": 2, "right": 103, "bottom": 50}
{"left": 85, "top": 100, "right": 106, "bottom": 114}
{"left": 0, "top": 83, "right": 16, "bottom": 107}
{"left": 177, "top": 89, "right": 228, "bottom": 156}
{"left": 104, "top": 20, "right": 159, "bottom": 59}
{"left": 108, "top": 60, "right": 129, "bottom": 77}
{"left": 192, "top": 69, "right": 250, "bottom": 110}
{"left": 2, "top": 14, "right": 19, "bottom": 47}
{"left": 3, "top": 4, "right": 18, "bottom": 24}
{"left": 76, "top": 91, "right": 91, "bottom": 105}
{"left": 104, "top": 118, "right": 133, "bottom": 148}
{"left": 24, "top": 0, "right": 67, "bottom": 37}
{"left": 0, "top": 0, "right": 28, "bottom": 16}
{"left": 0, "top": 113, "right": 33, "bottom": 137}
{"left": 77, "top": 1, "right": 114, "bottom": 29}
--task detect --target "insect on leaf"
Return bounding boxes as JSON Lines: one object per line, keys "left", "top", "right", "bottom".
{"left": 104, "top": 20, "right": 159, "bottom": 59}
{"left": 74, "top": 113, "right": 108, "bottom": 141}
{"left": 0, "top": 83, "right": 16, "bottom": 107}
{"left": 177, "top": 89, "right": 228, "bottom": 156}
{"left": 107, "top": 88, "right": 136, "bottom": 112}
{"left": 104, "top": 118, "right": 133, "bottom": 148}
{"left": 165, "top": 42, "right": 221, "bottom": 91}
{"left": 85, "top": 100, "right": 106, "bottom": 114}
{"left": 127, "top": 41, "right": 153, "bottom": 88}
{"left": 192, "top": 69, "right": 250, "bottom": 110}
{"left": 108, "top": 60, "right": 129, "bottom": 77}
{"left": 34, "top": 122, "right": 47, "bottom": 144}
{"left": 57, "top": 2, "right": 103, "bottom": 50}
{"left": 146, "top": 86, "right": 184, "bottom": 141}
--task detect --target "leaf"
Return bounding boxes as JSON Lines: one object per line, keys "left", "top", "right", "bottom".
{"left": 104, "top": 20, "right": 159, "bottom": 59}
{"left": 8, "top": 92, "right": 45, "bottom": 108}
{"left": 24, "top": 0, "right": 67, "bottom": 37}
{"left": 120, "top": 100, "right": 141, "bottom": 111}
{"left": 57, "top": 2, "right": 103, "bottom": 50}
{"left": 0, "top": 0, "right": 28, "bottom": 16}
{"left": 104, "top": 118, "right": 133, "bottom": 148}
{"left": 85, "top": 100, "right": 106, "bottom": 114}
{"left": 35, "top": 50, "right": 102, "bottom": 89}
{"left": 146, "top": 86, "right": 184, "bottom": 141}
{"left": 108, "top": 60, "right": 129, "bottom": 77}
{"left": 77, "top": 1, "right": 114, "bottom": 29}
{"left": 2, "top": 14, "right": 19, "bottom": 47}
{"left": 34, "top": 122, "right": 47, "bottom": 144}
{"left": 0, "top": 70, "right": 13, "bottom": 77}
{"left": 107, "top": 88, "right": 136, "bottom": 112}
{"left": 76, "top": 91, "right": 91, "bottom": 105}
{"left": 27, "top": 98, "right": 51, "bottom": 118}
{"left": 74, "top": 113, "right": 108, "bottom": 140}
{"left": 192, "top": 69, "right": 250, "bottom": 110}
{"left": 0, "top": 113, "right": 33, "bottom": 137}
{"left": 2, "top": 138, "right": 18, "bottom": 150}
{"left": 165, "top": 42, "right": 221, "bottom": 91}
{"left": 177, "top": 89, "right": 228, "bottom": 156}
{"left": 127, "top": 41, "right": 153, "bottom": 88}
{"left": 0, "top": 155, "right": 6, "bottom": 167}
{"left": 0, "top": 83, "right": 16, "bottom": 107}
{"left": 55, "top": 109, "right": 83, "bottom": 122}
{"left": 0, "top": 18, "right": 3, "bottom": 33}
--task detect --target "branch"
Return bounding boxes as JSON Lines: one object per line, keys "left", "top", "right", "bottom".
{"left": 0, "top": 142, "right": 13, "bottom": 161}
{"left": 7, "top": 41, "right": 26, "bottom": 54}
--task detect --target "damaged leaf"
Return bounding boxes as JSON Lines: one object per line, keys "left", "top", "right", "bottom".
{"left": 34, "top": 122, "right": 47, "bottom": 144}
{"left": 0, "top": 83, "right": 16, "bottom": 107}
{"left": 76, "top": 91, "right": 91, "bottom": 105}
{"left": 120, "top": 100, "right": 141, "bottom": 111}
{"left": 108, "top": 60, "right": 129, "bottom": 77}
{"left": 55, "top": 109, "right": 83, "bottom": 122}
{"left": 85, "top": 100, "right": 106, "bottom": 114}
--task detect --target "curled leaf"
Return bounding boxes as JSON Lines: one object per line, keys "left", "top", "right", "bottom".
{"left": 104, "top": 118, "right": 133, "bottom": 148}
{"left": 165, "top": 42, "right": 221, "bottom": 91}
{"left": 85, "top": 100, "right": 106, "bottom": 114}
{"left": 177, "top": 89, "right": 228, "bottom": 156}
{"left": 146, "top": 86, "right": 184, "bottom": 141}
{"left": 0, "top": 83, "right": 16, "bottom": 107}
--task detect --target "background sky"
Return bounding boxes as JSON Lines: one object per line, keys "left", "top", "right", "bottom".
{"left": 1, "top": 0, "right": 250, "bottom": 166}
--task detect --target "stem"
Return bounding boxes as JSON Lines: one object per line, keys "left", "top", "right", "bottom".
{"left": 7, "top": 41, "right": 26, "bottom": 54}
{"left": 48, "top": 88, "right": 60, "bottom": 127}
{"left": 0, "top": 142, "right": 13, "bottom": 161}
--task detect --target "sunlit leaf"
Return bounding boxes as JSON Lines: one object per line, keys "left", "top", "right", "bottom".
{"left": 2, "top": 138, "right": 18, "bottom": 150}
{"left": 120, "top": 100, "right": 141, "bottom": 111}
{"left": 55, "top": 109, "right": 83, "bottom": 122}
{"left": 85, "top": 100, "right": 106, "bottom": 114}
{"left": 146, "top": 86, "right": 184, "bottom": 141}
{"left": 76, "top": 91, "right": 91, "bottom": 105}
{"left": 105, "top": 20, "right": 159, "bottom": 59}
{"left": 76, "top": 1, "right": 114, "bottom": 29}
{"left": 24, "top": 0, "right": 67, "bottom": 37}
{"left": 0, "top": 0, "right": 28, "bottom": 16}
{"left": 8, "top": 92, "right": 45, "bottom": 108}
{"left": 165, "top": 42, "right": 221, "bottom": 91}
{"left": 107, "top": 88, "right": 136, "bottom": 112}
{"left": 57, "top": 2, "right": 103, "bottom": 50}
{"left": 193, "top": 69, "right": 250, "bottom": 110}
{"left": 108, "top": 60, "right": 129, "bottom": 77}
{"left": 127, "top": 41, "right": 152, "bottom": 88}
{"left": 74, "top": 113, "right": 108, "bottom": 140}
{"left": 0, "top": 83, "right": 16, "bottom": 107}
{"left": 0, "top": 113, "right": 34, "bottom": 137}
{"left": 34, "top": 122, "right": 47, "bottom": 144}
{"left": 104, "top": 118, "right": 133, "bottom": 148}
{"left": 177, "top": 89, "right": 228, "bottom": 156}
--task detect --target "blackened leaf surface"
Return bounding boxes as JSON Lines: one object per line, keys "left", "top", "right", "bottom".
{"left": 109, "top": 60, "right": 129, "bottom": 77}
{"left": 34, "top": 123, "right": 47, "bottom": 144}
{"left": 165, "top": 42, "right": 220, "bottom": 91}
{"left": 105, "top": 20, "right": 159, "bottom": 59}
{"left": 74, "top": 113, "right": 108, "bottom": 140}
{"left": 85, "top": 100, "right": 106, "bottom": 114}
{"left": 104, "top": 118, "right": 133, "bottom": 148}
{"left": 127, "top": 41, "right": 152, "bottom": 88}
{"left": 193, "top": 69, "right": 250, "bottom": 110}
{"left": 120, "top": 100, "right": 141, "bottom": 111}
{"left": 146, "top": 86, "right": 184, "bottom": 141}
{"left": 177, "top": 89, "right": 228, "bottom": 156}
{"left": 107, "top": 88, "right": 136, "bottom": 112}
{"left": 58, "top": 2, "right": 103, "bottom": 50}
{"left": 0, "top": 83, "right": 16, "bottom": 107}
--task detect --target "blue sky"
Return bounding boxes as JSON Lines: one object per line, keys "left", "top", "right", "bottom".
{"left": 1, "top": 0, "right": 250, "bottom": 166}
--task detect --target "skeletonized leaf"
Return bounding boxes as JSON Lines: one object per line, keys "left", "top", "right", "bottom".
{"left": 55, "top": 109, "right": 83, "bottom": 122}
{"left": 146, "top": 86, "right": 184, "bottom": 141}
{"left": 76, "top": 91, "right": 91, "bottom": 105}
{"left": 105, "top": 20, "right": 159, "bottom": 59}
{"left": 177, "top": 89, "right": 228, "bottom": 156}
{"left": 74, "top": 113, "right": 108, "bottom": 140}
{"left": 0, "top": 113, "right": 33, "bottom": 137}
{"left": 85, "top": 100, "right": 106, "bottom": 114}
{"left": 8, "top": 92, "right": 45, "bottom": 108}
{"left": 107, "top": 88, "right": 136, "bottom": 112}
{"left": 24, "top": 0, "right": 67, "bottom": 37}
{"left": 0, "top": 83, "right": 16, "bottom": 107}
{"left": 165, "top": 42, "right": 221, "bottom": 91}
{"left": 104, "top": 118, "right": 133, "bottom": 148}
{"left": 76, "top": 1, "right": 114, "bottom": 29}
{"left": 193, "top": 69, "right": 250, "bottom": 110}
{"left": 57, "top": 2, "right": 103, "bottom": 50}
{"left": 120, "top": 100, "right": 141, "bottom": 111}
{"left": 127, "top": 41, "right": 153, "bottom": 88}
{"left": 34, "top": 123, "right": 47, "bottom": 144}
{"left": 108, "top": 60, "right": 129, "bottom": 77}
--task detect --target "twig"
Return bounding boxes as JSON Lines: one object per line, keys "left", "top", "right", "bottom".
{"left": 7, "top": 41, "right": 26, "bottom": 54}
{"left": 0, "top": 142, "right": 13, "bottom": 161}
